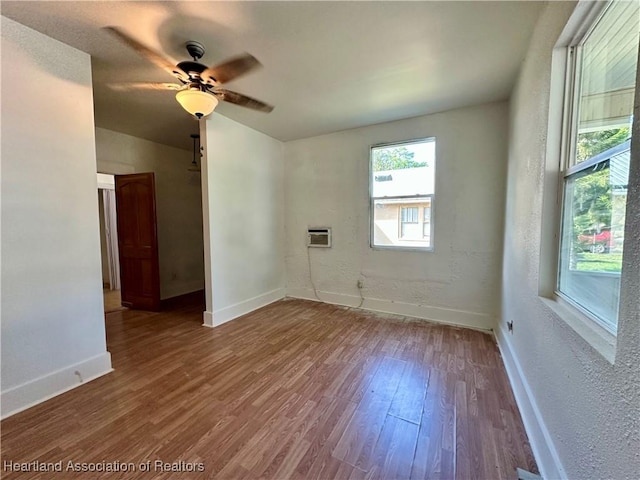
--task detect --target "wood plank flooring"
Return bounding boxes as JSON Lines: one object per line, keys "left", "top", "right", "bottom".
{"left": 1, "top": 298, "right": 537, "bottom": 479}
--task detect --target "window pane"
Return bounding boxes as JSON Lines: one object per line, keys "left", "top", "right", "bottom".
{"left": 574, "top": 0, "right": 638, "bottom": 165}
{"left": 558, "top": 0, "right": 637, "bottom": 332}
{"left": 373, "top": 199, "right": 432, "bottom": 248}
{"left": 371, "top": 140, "right": 435, "bottom": 197}
{"left": 559, "top": 159, "right": 627, "bottom": 331}
{"left": 371, "top": 138, "right": 435, "bottom": 250}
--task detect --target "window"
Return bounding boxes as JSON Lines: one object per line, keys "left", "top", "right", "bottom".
{"left": 400, "top": 207, "right": 418, "bottom": 223}
{"left": 557, "top": 0, "right": 638, "bottom": 334}
{"left": 370, "top": 138, "right": 435, "bottom": 250}
{"left": 400, "top": 207, "right": 419, "bottom": 238}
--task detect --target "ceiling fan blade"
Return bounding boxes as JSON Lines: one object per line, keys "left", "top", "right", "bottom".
{"left": 105, "top": 26, "right": 187, "bottom": 81}
{"left": 213, "top": 88, "right": 274, "bottom": 112}
{"left": 201, "top": 53, "right": 262, "bottom": 85}
{"left": 107, "top": 82, "right": 185, "bottom": 92}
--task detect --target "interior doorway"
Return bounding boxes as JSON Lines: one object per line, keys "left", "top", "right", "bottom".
{"left": 97, "top": 173, "right": 126, "bottom": 313}
{"left": 114, "top": 173, "right": 161, "bottom": 311}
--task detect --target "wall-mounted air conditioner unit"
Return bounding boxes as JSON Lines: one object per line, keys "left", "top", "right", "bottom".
{"left": 307, "top": 227, "right": 331, "bottom": 248}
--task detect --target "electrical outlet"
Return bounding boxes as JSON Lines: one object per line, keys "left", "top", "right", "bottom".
{"left": 357, "top": 279, "right": 364, "bottom": 289}
{"left": 507, "top": 321, "right": 514, "bottom": 333}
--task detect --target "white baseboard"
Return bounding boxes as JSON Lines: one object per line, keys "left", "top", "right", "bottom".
{"left": 1, "top": 352, "right": 113, "bottom": 419}
{"left": 495, "top": 326, "right": 566, "bottom": 480}
{"left": 285, "top": 287, "right": 493, "bottom": 331}
{"left": 203, "top": 287, "right": 285, "bottom": 327}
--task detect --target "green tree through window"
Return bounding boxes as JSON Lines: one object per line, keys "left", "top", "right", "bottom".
{"left": 572, "top": 167, "right": 612, "bottom": 235}
{"left": 372, "top": 147, "right": 427, "bottom": 171}
{"left": 577, "top": 127, "right": 630, "bottom": 162}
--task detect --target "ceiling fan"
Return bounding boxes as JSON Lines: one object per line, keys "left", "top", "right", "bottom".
{"left": 105, "top": 27, "right": 274, "bottom": 119}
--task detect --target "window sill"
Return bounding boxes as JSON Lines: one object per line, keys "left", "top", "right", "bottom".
{"left": 539, "top": 295, "right": 616, "bottom": 364}
{"left": 371, "top": 245, "right": 434, "bottom": 253}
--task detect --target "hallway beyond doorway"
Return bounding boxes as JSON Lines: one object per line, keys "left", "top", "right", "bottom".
{"left": 103, "top": 288, "right": 126, "bottom": 313}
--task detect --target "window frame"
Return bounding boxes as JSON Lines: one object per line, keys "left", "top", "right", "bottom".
{"left": 369, "top": 138, "right": 436, "bottom": 252}
{"left": 554, "top": 0, "right": 635, "bottom": 337}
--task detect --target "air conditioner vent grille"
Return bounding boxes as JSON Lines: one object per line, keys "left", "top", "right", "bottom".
{"left": 307, "top": 228, "right": 331, "bottom": 248}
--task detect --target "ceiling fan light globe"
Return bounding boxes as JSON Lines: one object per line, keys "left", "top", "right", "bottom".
{"left": 175, "top": 90, "right": 218, "bottom": 118}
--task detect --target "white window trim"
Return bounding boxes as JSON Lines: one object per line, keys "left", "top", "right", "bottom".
{"left": 539, "top": 0, "right": 623, "bottom": 364}
{"left": 369, "top": 138, "right": 436, "bottom": 252}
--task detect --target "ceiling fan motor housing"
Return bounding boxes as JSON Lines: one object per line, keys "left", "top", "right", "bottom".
{"left": 185, "top": 40, "right": 205, "bottom": 61}
{"left": 177, "top": 60, "right": 206, "bottom": 77}
{"left": 179, "top": 41, "right": 212, "bottom": 82}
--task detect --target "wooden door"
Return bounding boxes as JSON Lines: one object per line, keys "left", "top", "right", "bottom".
{"left": 115, "top": 173, "right": 161, "bottom": 311}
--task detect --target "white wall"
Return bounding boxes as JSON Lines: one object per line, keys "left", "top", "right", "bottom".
{"left": 284, "top": 102, "right": 508, "bottom": 330}
{"left": 201, "top": 115, "right": 285, "bottom": 326}
{"left": 0, "top": 17, "right": 112, "bottom": 418}
{"left": 500, "top": 2, "right": 640, "bottom": 478}
{"left": 95, "top": 128, "right": 205, "bottom": 300}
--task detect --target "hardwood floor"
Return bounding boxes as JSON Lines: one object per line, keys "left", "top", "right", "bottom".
{"left": 1, "top": 298, "right": 537, "bottom": 479}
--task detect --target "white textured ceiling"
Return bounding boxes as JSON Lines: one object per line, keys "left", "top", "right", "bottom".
{"left": 1, "top": 1, "right": 545, "bottom": 150}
